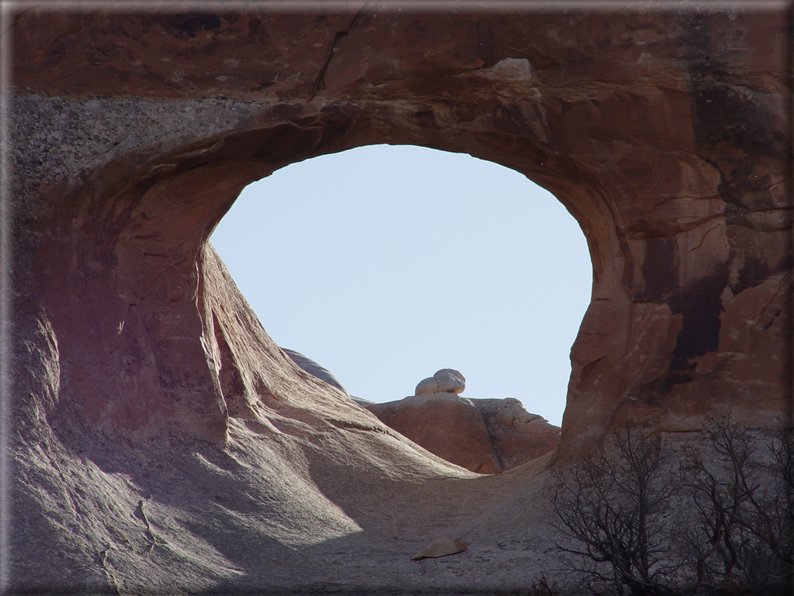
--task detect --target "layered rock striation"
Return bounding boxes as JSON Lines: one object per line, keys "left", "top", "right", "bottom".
{"left": 13, "top": 7, "right": 789, "bottom": 451}
{"left": 10, "top": 5, "right": 790, "bottom": 593}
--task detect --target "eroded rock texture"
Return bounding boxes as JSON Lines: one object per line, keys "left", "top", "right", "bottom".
{"left": 476, "top": 398, "right": 562, "bottom": 471}
{"left": 368, "top": 393, "right": 503, "bottom": 474}
{"left": 10, "top": 4, "right": 790, "bottom": 594}
{"left": 366, "top": 395, "right": 561, "bottom": 473}
{"left": 282, "top": 348, "right": 351, "bottom": 397}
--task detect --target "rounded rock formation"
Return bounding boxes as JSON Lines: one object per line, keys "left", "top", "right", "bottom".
{"left": 367, "top": 393, "right": 502, "bottom": 474}
{"left": 366, "top": 395, "right": 560, "bottom": 473}
{"left": 13, "top": 8, "right": 788, "bottom": 451}
{"left": 415, "top": 369, "right": 466, "bottom": 396}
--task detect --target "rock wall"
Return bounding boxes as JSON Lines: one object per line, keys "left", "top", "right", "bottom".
{"left": 14, "top": 7, "right": 790, "bottom": 452}
{"left": 9, "top": 4, "right": 790, "bottom": 593}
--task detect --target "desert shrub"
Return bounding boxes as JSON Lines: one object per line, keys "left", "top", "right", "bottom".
{"left": 679, "top": 418, "right": 793, "bottom": 595}
{"left": 551, "top": 423, "right": 680, "bottom": 595}
{"left": 550, "top": 419, "right": 794, "bottom": 596}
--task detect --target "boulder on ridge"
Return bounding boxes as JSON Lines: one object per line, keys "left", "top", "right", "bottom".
{"left": 415, "top": 369, "right": 466, "bottom": 395}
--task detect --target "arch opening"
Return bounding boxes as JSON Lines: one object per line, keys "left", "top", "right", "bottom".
{"left": 12, "top": 9, "right": 792, "bottom": 593}
{"left": 34, "top": 110, "right": 620, "bottom": 448}
{"left": 32, "top": 104, "right": 694, "bottom": 453}
{"left": 210, "top": 144, "right": 593, "bottom": 427}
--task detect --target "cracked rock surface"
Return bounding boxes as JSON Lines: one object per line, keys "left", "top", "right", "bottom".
{"left": 10, "top": 5, "right": 790, "bottom": 594}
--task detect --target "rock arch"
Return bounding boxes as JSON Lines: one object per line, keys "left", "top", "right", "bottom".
{"left": 13, "top": 6, "right": 790, "bottom": 459}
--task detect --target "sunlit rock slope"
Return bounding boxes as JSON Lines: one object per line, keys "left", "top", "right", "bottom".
{"left": 10, "top": 5, "right": 790, "bottom": 593}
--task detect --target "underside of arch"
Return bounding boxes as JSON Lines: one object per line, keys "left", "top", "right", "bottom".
{"left": 9, "top": 5, "right": 792, "bottom": 592}
{"left": 13, "top": 6, "right": 790, "bottom": 455}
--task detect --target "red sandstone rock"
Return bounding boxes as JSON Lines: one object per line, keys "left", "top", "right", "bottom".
{"left": 367, "top": 393, "right": 501, "bottom": 474}
{"left": 366, "top": 395, "right": 560, "bottom": 473}
{"left": 9, "top": 5, "right": 790, "bottom": 593}
{"left": 474, "top": 399, "right": 561, "bottom": 470}
{"left": 12, "top": 8, "right": 789, "bottom": 452}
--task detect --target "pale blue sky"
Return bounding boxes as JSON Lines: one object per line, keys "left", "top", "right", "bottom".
{"left": 210, "top": 145, "right": 592, "bottom": 426}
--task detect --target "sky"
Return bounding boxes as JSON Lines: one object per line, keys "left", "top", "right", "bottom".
{"left": 209, "top": 144, "right": 592, "bottom": 426}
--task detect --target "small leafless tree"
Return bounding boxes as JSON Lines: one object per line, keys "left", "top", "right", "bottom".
{"left": 551, "top": 423, "right": 680, "bottom": 596}
{"left": 550, "top": 419, "right": 793, "bottom": 596}
{"left": 764, "top": 427, "right": 794, "bottom": 568}
{"left": 680, "top": 418, "right": 794, "bottom": 595}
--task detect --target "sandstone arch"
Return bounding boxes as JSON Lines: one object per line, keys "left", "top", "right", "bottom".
{"left": 15, "top": 6, "right": 788, "bottom": 454}
{"left": 9, "top": 4, "right": 790, "bottom": 591}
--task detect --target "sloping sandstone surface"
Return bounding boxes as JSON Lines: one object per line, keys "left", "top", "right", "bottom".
{"left": 13, "top": 248, "right": 562, "bottom": 594}
{"left": 10, "top": 4, "right": 790, "bottom": 593}
{"left": 282, "top": 347, "right": 351, "bottom": 397}
{"left": 475, "top": 398, "right": 561, "bottom": 471}
{"left": 366, "top": 395, "right": 560, "bottom": 473}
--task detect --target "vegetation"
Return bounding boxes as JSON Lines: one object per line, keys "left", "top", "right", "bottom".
{"left": 550, "top": 418, "right": 794, "bottom": 596}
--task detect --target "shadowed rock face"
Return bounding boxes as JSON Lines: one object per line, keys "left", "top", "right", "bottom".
{"left": 10, "top": 5, "right": 790, "bottom": 593}
{"left": 14, "top": 7, "right": 789, "bottom": 451}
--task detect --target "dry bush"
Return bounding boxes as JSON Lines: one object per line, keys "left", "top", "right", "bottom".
{"left": 680, "top": 418, "right": 793, "bottom": 595}
{"left": 551, "top": 422, "right": 680, "bottom": 596}
{"left": 550, "top": 419, "right": 793, "bottom": 596}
